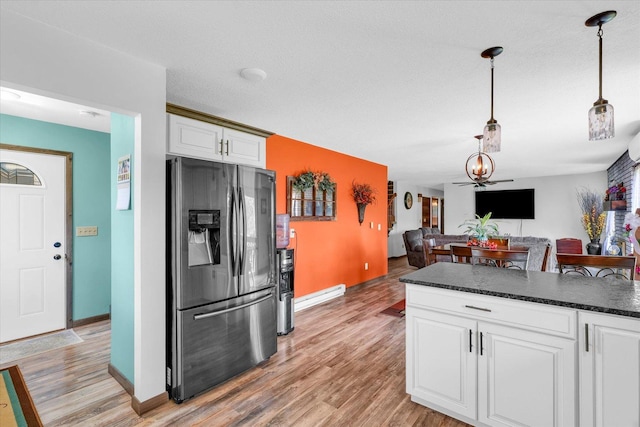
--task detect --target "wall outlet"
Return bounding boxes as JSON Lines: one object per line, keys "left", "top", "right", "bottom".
{"left": 76, "top": 226, "right": 98, "bottom": 236}
{"left": 370, "top": 221, "right": 374, "bottom": 229}
{"left": 378, "top": 223, "right": 381, "bottom": 231}
{"left": 290, "top": 228, "right": 295, "bottom": 238}
{"left": 364, "top": 262, "right": 369, "bottom": 270}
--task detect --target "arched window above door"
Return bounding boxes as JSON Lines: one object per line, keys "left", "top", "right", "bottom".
{"left": 0, "top": 162, "right": 42, "bottom": 186}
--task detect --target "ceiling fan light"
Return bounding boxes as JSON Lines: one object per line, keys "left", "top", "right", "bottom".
{"left": 588, "top": 101, "right": 614, "bottom": 141}
{"left": 465, "top": 151, "right": 494, "bottom": 183}
{"left": 483, "top": 122, "right": 501, "bottom": 153}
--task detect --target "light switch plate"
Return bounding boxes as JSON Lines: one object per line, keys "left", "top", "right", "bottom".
{"left": 76, "top": 226, "right": 98, "bottom": 236}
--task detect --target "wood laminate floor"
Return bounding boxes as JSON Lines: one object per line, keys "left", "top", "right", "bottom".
{"left": 1, "top": 257, "right": 469, "bottom": 426}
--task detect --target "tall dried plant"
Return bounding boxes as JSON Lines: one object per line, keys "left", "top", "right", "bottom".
{"left": 577, "top": 188, "right": 605, "bottom": 240}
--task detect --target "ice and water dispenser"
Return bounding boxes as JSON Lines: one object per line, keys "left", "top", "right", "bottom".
{"left": 276, "top": 214, "right": 294, "bottom": 335}
{"left": 187, "top": 210, "right": 220, "bottom": 267}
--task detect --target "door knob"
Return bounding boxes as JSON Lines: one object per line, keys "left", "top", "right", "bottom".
{"left": 53, "top": 254, "right": 62, "bottom": 260}
{"left": 54, "top": 242, "right": 62, "bottom": 248}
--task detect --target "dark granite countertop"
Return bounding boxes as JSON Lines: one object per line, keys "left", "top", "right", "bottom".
{"left": 400, "top": 263, "right": 640, "bottom": 319}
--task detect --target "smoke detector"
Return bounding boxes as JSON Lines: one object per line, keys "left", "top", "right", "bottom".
{"left": 240, "top": 68, "right": 267, "bottom": 82}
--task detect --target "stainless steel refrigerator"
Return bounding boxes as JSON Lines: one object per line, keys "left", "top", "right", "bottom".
{"left": 166, "top": 156, "right": 277, "bottom": 402}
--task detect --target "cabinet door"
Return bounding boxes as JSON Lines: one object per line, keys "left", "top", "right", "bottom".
{"left": 579, "top": 312, "right": 640, "bottom": 427}
{"left": 223, "top": 128, "right": 265, "bottom": 168}
{"left": 478, "top": 322, "right": 576, "bottom": 427}
{"left": 168, "top": 114, "right": 223, "bottom": 160}
{"left": 406, "top": 307, "right": 477, "bottom": 419}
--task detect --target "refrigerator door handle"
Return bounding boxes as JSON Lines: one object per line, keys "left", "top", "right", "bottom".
{"left": 193, "top": 292, "right": 273, "bottom": 320}
{"left": 229, "top": 186, "right": 236, "bottom": 275}
{"left": 239, "top": 187, "right": 247, "bottom": 274}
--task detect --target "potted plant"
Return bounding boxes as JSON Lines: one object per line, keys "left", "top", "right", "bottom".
{"left": 459, "top": 212, "right": 499, "bottom": 242}
{"left": 577, "top": 188, "right": 605, "bottom": 254}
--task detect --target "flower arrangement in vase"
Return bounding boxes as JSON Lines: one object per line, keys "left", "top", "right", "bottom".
{"left": 352, "top": 181, "right": 376, "bottom": 224}
{"left": 577, "top": 188, "right": 605, "bottom": 254}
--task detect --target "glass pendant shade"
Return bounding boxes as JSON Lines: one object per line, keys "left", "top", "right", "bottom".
{"left": 589, "top": 102, "right": 615, "bottom": 141}
{"left": 483, "top": 122, "right": 501, "bottom": 153}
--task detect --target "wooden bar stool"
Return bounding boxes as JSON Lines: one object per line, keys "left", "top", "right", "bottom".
{"left": 470, "top": 247, "right": 530, "bottom": 270}
{"left": 556, "top": 254, "right": 636, "bottom": 280}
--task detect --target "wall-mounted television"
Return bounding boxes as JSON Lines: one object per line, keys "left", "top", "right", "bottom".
{"left": 475, "top": 189, "right": 535, "bottom": 220}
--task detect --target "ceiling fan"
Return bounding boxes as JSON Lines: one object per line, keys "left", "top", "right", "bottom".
{"left": 452, "top": 135, "right": 514, "bottom": 187}
{"left": 453, "top": 177, "right": 514, "bottom": 188}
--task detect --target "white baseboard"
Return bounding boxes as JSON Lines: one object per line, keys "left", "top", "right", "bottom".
{"left": 294, "top": 284, "right": 346, "bottom": 312}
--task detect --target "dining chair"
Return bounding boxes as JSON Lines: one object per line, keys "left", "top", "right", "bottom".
{"left": 488, "top": 237, "right": 510, "bottom": 249}
{"left": 422, "top": 238, "right": 438, "bottom": 266}
{"left": 556, "top": 253, "right": 636, "bottom": 280}
{"left": 541, "top": 243, "right": 552, "bottom": 272}
{"left": 556, "top": 238, "right": 583, "bottom": 254}
{"left": 450, "top": 245, "right": 472, "bottom": 264}
{"left": 470, "top": 247, "right": 530, "bottom": 270}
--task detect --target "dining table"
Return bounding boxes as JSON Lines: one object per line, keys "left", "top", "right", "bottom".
{"left": 430, "top": 242, "right": 529, "bottom": 257}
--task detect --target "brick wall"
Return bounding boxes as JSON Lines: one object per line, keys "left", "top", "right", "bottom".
{"left": 607, "top": 151, "right": 636, "bottom": 254}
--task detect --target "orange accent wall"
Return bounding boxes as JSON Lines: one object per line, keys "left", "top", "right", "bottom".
{"left": 267, "top": 135, "right": 388, "bottom": 298}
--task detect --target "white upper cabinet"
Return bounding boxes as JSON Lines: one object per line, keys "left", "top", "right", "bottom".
{"left": 222, "top": 127, "right": 266, "bottom": 167}
{"left": 168, "top": 114, "right": 224, "bottom": 161}
{"left": 167, "top": 113, "right": 266, "bottom": 168}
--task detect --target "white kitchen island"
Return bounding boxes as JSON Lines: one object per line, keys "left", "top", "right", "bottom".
{"left": 400, "top": 263, "right": 640, "bottom": 427}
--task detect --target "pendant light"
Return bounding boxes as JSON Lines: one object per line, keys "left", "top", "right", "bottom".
{"left": 465, "top": 135, "right": 495, "bottom": 183}
{"left": 453, "top": 135, "right": 513, "bottom": 187}
{"left": 586, "top": 10, "right": 616, "bottom": 141}
{"left": 481, "top": 47, "right": 503, "bottom": 153}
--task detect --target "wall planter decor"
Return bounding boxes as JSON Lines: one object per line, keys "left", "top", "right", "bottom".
{"left": 287, "top": 170, "right": 336, "bottom": 221}
{"left": 352, "top": 181, "right": 377, "bottom": 225}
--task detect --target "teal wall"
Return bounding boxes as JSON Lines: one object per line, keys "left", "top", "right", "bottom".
{"left": 0, "top": 114, "right": 111, "bottom": 320}
{"left": 109, "top": 113, "right": 135, "bottom": 382}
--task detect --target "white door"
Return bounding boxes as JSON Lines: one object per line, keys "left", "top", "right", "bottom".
{"left": 0, "top": 149, "right": 67, "bottom": 343}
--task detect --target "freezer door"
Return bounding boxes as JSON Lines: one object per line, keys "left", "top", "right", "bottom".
{"left": 172, "top": 157, "right": 238, "bottom": 309}
{"left": 171, "top": 289, "right": 276, "bottom": 401}
{"left": 237, "top": 166, "right": 276, "bottom": 296}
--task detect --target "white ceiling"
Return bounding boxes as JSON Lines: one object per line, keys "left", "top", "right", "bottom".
{"left": 1, "top": 1, "right": 639, "bottom": 189}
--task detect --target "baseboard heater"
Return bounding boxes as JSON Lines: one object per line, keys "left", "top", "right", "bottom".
{"left": 294, "top": 284, "right": 346, "bottom": 312}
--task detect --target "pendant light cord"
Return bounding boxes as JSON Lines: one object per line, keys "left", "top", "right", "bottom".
{"left": 490, "top": 57, "right": 495, "bottom": 121}
{"left": 598, "top": 25, "right": 603, "bottom": 101}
